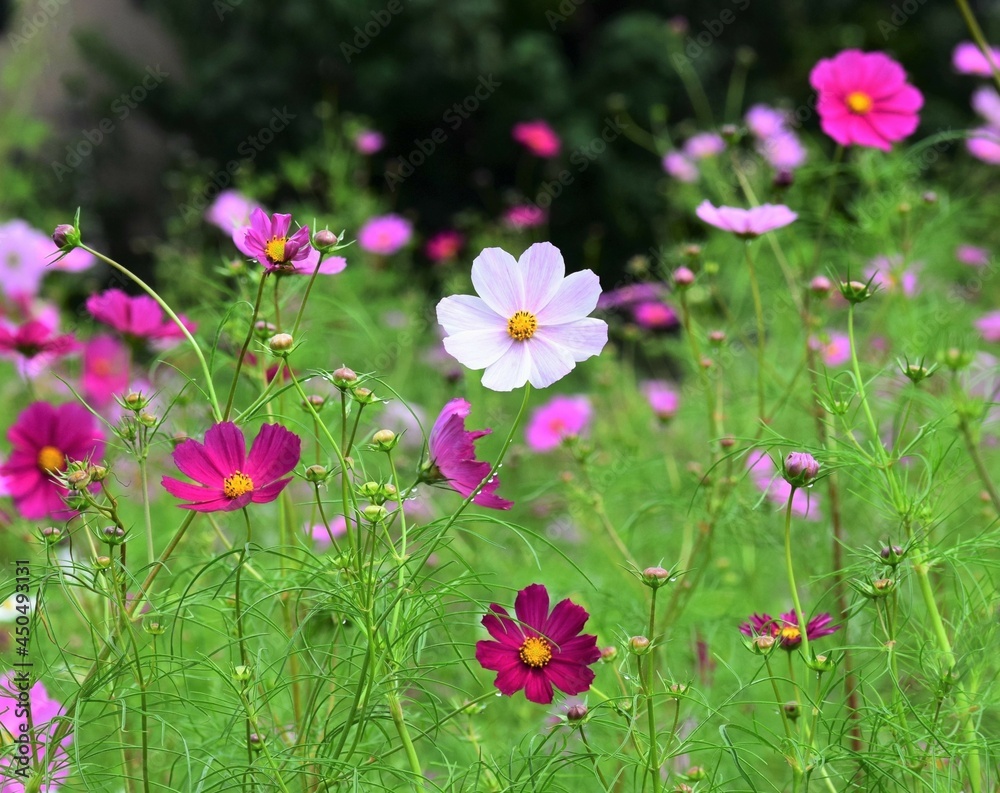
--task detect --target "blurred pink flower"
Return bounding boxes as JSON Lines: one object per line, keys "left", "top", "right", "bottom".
{"left": 83, "top": 335, "right": 131, "bottom": 408}
{"left": 956, "top": 244, "right": 990, "bottom": 266}
{"left": 205, "top": 190, "right": 262, "bottom": 232}
{"left": 695, "top": 201, "right": 797, "bottom": 238}
{"left": 513, "top": 120, "right": 561, "bottom": 158}
{"left": 683, "top": 132, "right": 725, "bottom": 159}
{"left": 972, "top": 86, "right": 1000, "bottom": 127}
{"left": 968, "top": 127, "right": 1000, "bottom": 164}
{"left": 504, "top": 205, "right": 548, "bottom": 229}
{"left": 745, "top": 104, "right": 789, "bottom": 139}
{"left": 525, "top": 395, "right": 592, "bottom": 451}
{"left": 643, "top": 380, "right": 680, "bottom": 421}
{"left": 598, "top": 283, "right": 666, "bottom": 310}
{"left": 0, "top": 320, "right": 79, "bottom": 376}
{"left": 358, "top": 214, "right": 412, "bottom": 255}
{"left": 425, "top": 230, "right": 465, "bottom": 263}
{"left": 0, "top": 220, "right": 56, "bottom": 298}
{"left": 0, "top": 673, "right": 71, "bottom": 790}
{"left": 865, "top": 255, "right": 919, "bottom": 296}
{"left": 87, "top": 289, "right": 197, "bottom": 343}
{"left": 662, "top": 151, "right": 698, "bottom": 182}
{"left": 307, "top": 517, "right": 349, "bottom": 550}
{"left": 746, "top": 450, "right": 821, "bottom": 521}
{"left": 953, "top": 41, "right": 1000, "bottom": 76}
{"left": 976, "top": 311, "right": 1000, "bottom": 342}
{"left": 810, "top": 50, "right": 922, "bottom": 151}
{"left": 810, "top": 332, "right": 851, "bottom": 367}
{"left": 758, "top": 130, "right": 806, "bottom": 171}
{"left": 632, "top": 300, "right": 678, "bottom": 330}
{"left": 354, "top": 129, "right": 385, "bottom": 155}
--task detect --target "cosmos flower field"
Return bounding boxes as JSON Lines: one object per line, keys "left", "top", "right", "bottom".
{"left": 3, "top": 32, "right": 1000, "bottom": 793}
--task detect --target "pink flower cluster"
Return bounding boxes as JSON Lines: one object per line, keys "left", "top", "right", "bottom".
{"left": 662, "top": 132, "right": 726, "bottom": 183}
{"left": 745, "top": 104, "right": 807, "bottom": 173}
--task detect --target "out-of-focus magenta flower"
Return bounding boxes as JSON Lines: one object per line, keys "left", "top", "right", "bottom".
{"left": 307, "top": 517, "right": 349, "bottom": 550}
{"left": 642, "top": 380, "right": 680, "bottom": 421}
{"left": 598, "top": 283, "right": 666, "bottom": 311}
{"left": 810, "top": 50, "right": 923, "bottom": 151}
{"left": 745, "top": 105, "right": 789, "bottom": 139}
{"left": 354, "top": 129, "right": 385, "bottom": 155}
{"left": 683, "top": 132, "right": 726, "bottom": 160}
{"left": 162, "top": 422, "right": 301, "bottom": 512}
{"left": 810, "top": 332, "right": 851, "bottom": 367}
{"left": 424, "top": 398, "right": 512, "bottom": 509}
{"left": 525, "top": 395, "right": 592, "bottom": 452}
{"left": 503, "top": 205, "right": 548, "bottom": 230}
{"left": 972, "top": 87, "right": 1000, "bottom": 127}
{"left": 865, "top": 255, "right": 919, "bottom": 296}
{"left": 513, "top": 120, "right": 561, "bottom": 158}
{"left": 234, "top": 209, "right": 319, "bottom": 272}
{"left": 425, "top": 230, "right": 465, "bottom": 263}
{"left": 0, "top": 673, "right": 72, "bottom": 789}
{"left": 758, "top": 130, "right": 807, "bottom": 171}
{"left": 358, "top": 214, "right": 413, "bottom": 256}
{"left": 953, "top": 41, "right": 1000, "bottom": 76}
{"left": 695, "top": 201, "right": 797, "bottom": 238}
{"left": 967, "top": 127, "right": 1000, "bottom": 164}
{"left": 205, "top": 190, "right": 262, "bottom": 233}
{"left": 631, "top": 300, "right": 679, "bottom": 330}
{"left": 956, "top": 244, "right": 990, "bottom": 266}
{"left": 0, "top": 320, "right": 79, "bottom": 374}
{"left": 739, "top": 610, "right": 840, "bottom": 650}
{"left": 0, "top": 402, "right": 105, "bottom": 520}
{"left": 0, "top": 219, "right": 94, "bottom": 298}
{"left": 82, "top": 335, "right": 130, "bottom": 408}
{"left": 86, "top": 289, "right": 196, "bottom": 343}
{"left": 662, "top": 151, "right": 698, "bottom": 182}
{"left": 976, "top": 311, "right": 1000, "bottom": 342}
{"left": 475, "top": 583, "right": 600, "bottom": 704}
{"left": 746, "top": 450, "right": 821, "bottom": 521}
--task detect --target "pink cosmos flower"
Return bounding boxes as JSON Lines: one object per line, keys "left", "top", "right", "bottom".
{"left": 695, "top": 201, "right": 797, "bottom": 238}
{"left": 307, "top": 517, "right": 349, "bottom": 550}
{"left": 758, "top": 130, "right": 807, "bottom": 171}
{"left": 436, "top": 242, "right": 608, "bottom": 390}
{"left": 662, "top": 151, "right": 699, "bottom": 182}
{"left": 810, "top": 50, "right": 923, "bottom": 151}
{"left": 0, "top": 220, "right": 59, "bottom": 299}
{"left": 968, "top": 127, "right": 1000, "bottom": 164}
{"left": 205, "top": 190, "right": 262, "bottom": 232}
{"left": 810, "top": 332, "right": 851, "bottom": 367}
{"left": 597, "top": 283, "right": 666, "bottom": 310}
{"left": 745, "top": 105, "right": 789, "bottom": 139}
{"left": 82, "top": 335, "right": 131, "bottom": 408}
{"left": 0, "top": 320, "right": 79, "bottom": 371}
{"left": 972, "top": 87, "right": 1000, "bottom": 127}
{"left": 234, "top": 209, "right": 319, "bottom": 272}
{"left": 0, "top": 673, "right": 71, "bottom": 790}
{"left": 354, "top": 129, "right": 385, "bottom": 155}
{"left": 953, "top": 41, "right": 1000, "bottom": 76}
{"left": 503, "top": 205, "right": 548, "bottom": 229}
{"left": 643, "top": 380, "right": 680, "bottom": 421}
{"left": 739, "top": 610, "right": 840, "bottom": 650}
{"left": 513, "top": 120, "right": 562, "bottom": 158}
{"left": 746, "top": 450, "right": 820, "bottom": 521}
{"left": 358, "top": 214, "right": 413, "bottom": 256}
{"left": 425, "top": 230, "right": 465, "bottom": 263}
{"left": 424, "top": 398, "right": 512, "bottom": 509}
{"left": 865, "top": 255, "right": 919, "bottom": 296}
{"left": 525, "top": 395, "right": 592, "bottom": 452}
{"left": 475, "top": 583, "right": 601, "bottom": 704}
{"left": 0, "top": 402, "right": 106, "bottom": 520}
{"left": 976, "top": 311, "right": 1000, "bottom": 342}
{"left": 957, "top": 244, "right": 990, "bottom": 266}
{"left": 162, "top": 422, "right": 301, "bottom": 512}
{"left": 86, "top": 289, "right": 197, "bottom": 342}
{"left": 632, "top": 300, "right": 678, "bottom": 330}
{"left": 682, "top": 132, "right": 726, "bottom": 160}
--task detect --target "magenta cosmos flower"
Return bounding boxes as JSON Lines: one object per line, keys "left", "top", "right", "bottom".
{"left": 436, "top": 242, "right": 608, "bottom": 391}
{"left": 957, "top": 244, "right": 991, "bottom": 267}
{"left": 425, "top": 230, "right": 465, "bottom": 263}
{"left": 0, "top": 673, "right": 71, "bottom": 790}
{"left": 642, "top": 380, "right": 680, "bottom": 421}
{"left": 0, "top": 402, "right": 106, "bottom": 521}
{"left": 424, "top": 398, "right": 512, "bottom": 509}
{"left": 0, "top": 320, "right": 79, "bottom": 370}
{"left": 82, "top": 335, "right": 130, "bottom": 408}
{"left": 512, "top": 120, "right": 562, "bottom": 158}
{"left": 503, "top": 205, "right": 548, "bottom": 229}
{"left": 740, "top": 610, "right": 840, "bottom": 650}
{"left": 87, "top": 289, "right": 196, "bottom": 342}
{"left": 234, "top": 209, "right": 319, "bottom": 272}
{"left": 358, "top": 214, "right": 413, "bottom": 256}
{"left": 953, "top": 41, "right": 1000, "bottom": 76}
{"left": 354, "top": 129, "right": 386, "bottom": 155}
{"left": 525, "top": 395, "right": 592, "bottom": 452}
{"left": 162, "top": 422, "right": 301, "bottom": 512}
{"left": 476, "top": 583, "right": 601, "bottom": 704}
{"left": 810, "top": 50, "right": 923, "bottom": 151}
{"left": 696, "top": 201, "right": 797, "bottom": 238}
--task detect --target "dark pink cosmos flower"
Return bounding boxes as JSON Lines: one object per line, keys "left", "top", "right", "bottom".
{"left": 739, "top": 610, "right": 840, "bottom": 650}
{"left": 354, "top": 129, "right": 386, "bottom": 155}
{"left": 0, "top": 402, "right": 106, "bottom": 520}
{"left": 976, "top": 311, "right": 1000, "bottom": 342}
{"left": 642, "top": 380, "right": 680, "bottom": 421}
{"left": 810, "top": 50, "right": 923, "bottom": 151}
{"left": 476, "top": 583, "right": 600, "bottom": 704}
{"left": 0, "top": 320, "right": 79, "bottom": 367}
{"left": 358, "top": 214, "right": 413, "bottom": 256}
{"left": 0, "top": 672, "right": 71, "bottom": 789}
{"left": 957, "top": 244, "right": 991, "bottom": 267}
{"left": 953, "top": 41, "right": 1000, "bottom": 76}
{"left": 162, "top": 422, "right": 301, "bottom": 512}
{"left": 424, "top": 398, "right": 512, "bottom": 509}
{"left": 82, "top": 335, "right": 130, "bottom": 408}
{"left": 512, "top": 120, "right": 562, "bottom": 158}
{"left": 503, "top": 205, "right": 548, "bottom": 229}
{"left": 525, "top": 395, "right": 592, "bottom": 452}
{"left": 696, "top": 201, "right": 797, "bottom": 238}
{"left": 632, "top": 300, "right": 679, "bottom": 330}
{"left": 86, "top": 289, "right": 197, "bottom": 342}
{"left": 234, "top": 209, "right": 319, "bottom": 272}
{"left": 425, "top": 230, "right": 465, "bottom": 263}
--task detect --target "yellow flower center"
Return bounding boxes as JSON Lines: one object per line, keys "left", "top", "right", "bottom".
{"left": 846, "top": 91, "right": 873, "bottom": 114}
{"left": 507, "top": 310, "right": 538, "bottom": 341}
{"left": 264, "top": 236, "right": 288, "bottom": 264}
{"left": 518, "top": 635, "right": 553, "bottom": 668}
{"left": 779, "top": 625, "right": 802, "bottom": 643}
{"left": 223, "top": 471, "right": 255, "bottom": 499}
{"left": 37, "top": 445, "right": 65, "bottom": 474}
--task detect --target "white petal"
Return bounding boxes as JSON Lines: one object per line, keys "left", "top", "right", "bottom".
{"left": 535, "top": 270, "right": 602, "bottom": 325}
{"left": 471, "top": 247, "right": 523, "bottom": 316}
{"left": 481, "top": 343, "right": 531, "bottom": 391}
{"left": 437, "top": 295, "right": 502, "bottom": 335}
{"left": 518, "top": 242, "right": 565, "bottom": 313}
{"left": 535, "top": 318, "right": 608, "bottom": 361}
{"left": 525, "top": 335, "right": 576, "bottom": 388}
{"left": 442, "top": 329, "right": 513, "bottom": 369}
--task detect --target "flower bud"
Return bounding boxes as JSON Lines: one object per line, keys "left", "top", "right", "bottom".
{"left": 809, "top": 275, "right": 833, "bottom": 298}
{"left": 668, "top": 682, "right": 688, "bottom": 698}
{"left": 880, "top": 545, "right": 905, "bottom": 566}
{"left": 352, "top": 387, "right": 376, "bottom": 405}
{"left": 838, "top": 279, "right": 875, "bottom": 304}
{"left": 749, "top": 634, "right": 776, "bottom": 655}
{"left": 66, "top": 469, "right": 92, "bottom": 491}
{"left": 233, "top": 664, "right": 253, "bottom": 683}
{"left": 566, "top": 703, "right": 588, "bottom": 722}
{"left": 897, "top": 201, "right": 911, "bottom": 215}
{"left": 331, "top": 366, "right": 357, "bottom": 388}
{"left": 600, "top": 645, "right": 618, "bottom": 663}
{"left": 94, "top": 555, "right": 112, "bottom": 570}
{"left": 40, "top": 526, "right": 62, "bottom": 544}
{"left": 138, "top": 412, "right": 158, "bottom": 428}
{"left": 922, "top": 191, "right": 938, "bottom": 205}
{"left": 773, "top": 169, "right": 794, "bottom": 189}
{"left": 372, "top": 428, "right": 398, "bottom": 451}
{"left": 720, "top": 123, "right": 740, "bottom": 143}
{"left": 672, "top": 267, "right": 695, "bottom": 288}
{"left": 124, "top": 391, "right": 146, "bottom": 409}
{"left": 144, "top": 618, "right": 166, "bottom": 635}
{"left": 358, "top": 481, "right": 382, "bottom": 499}
{"left": 684, "top": 766, "right": 707, "bottom": 782}
{"left": 52, "top": 223, "right": 80, "bottom": 250}
{"left": 628, "top": 635, "right": 651, "bottom": 655}
{"left": 314, "top": 229, "right": 339, "bottom": 249}
{"left": 302, "top": 394, "right": 326, "bottom": 412}
{"left": 88, "top": 464, "right": 109, "bottom": 482}
{"left": 783, "top": 452, "right": 819, "bottom": 488}
{"left": 363, "top": 504, "right": 388, "bottom": 523}
{"left": 268, "top": 333, "right": 294, "bottom": 353}
{"left": 939, "top": 347, "right": 973, "bottom": 372}
{"left": 248, "top": 733, "right": 265, "bottom": 751}
{"left": 708, "top": 330, "right": 726, "bottom": 346}
{"left": 641, "top": 566, "right": 672, "bottom": 589}
{"left": 254, "top": 320, "right": 277, "bottom": 338}
{"left": 808, "top": 653, "right": 837, "bottom": 673}
{"left": 101, "top": 526, "right": 127, "bottom": 545}
{"left": 304, "top": 464, "right": 328, "bottom": 483}
{"left": 783, "top": 700, "right": 800, "bottom": 720}
{"left": 873, "top": 577, "right": 895, "bottom": 594}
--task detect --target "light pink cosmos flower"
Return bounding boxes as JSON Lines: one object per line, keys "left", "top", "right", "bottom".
{"left": 810, "top": 50, "right": 923, "bottom": 151}
{"left": 865, "top": 255, "right": 919, "bottom": 296}
{"left": 503, "top": 205, "right": 548, "bottom": 229}
{"left": 525, "top": 395, "right": 592, "bottom": 452}
{"left": 642, "top": 380, "right": 679, "bottom": 421}
{"left": 205, "top": 190, "right": 262, "bottom": 232}
{"left": 513, "top": 120, "right": 561, "bottom": 158}
{"left": 0, "top": 673, "right": 71, "bottom": 790}
{"left": 307, "top": 517, "right": 349, "bottom": 550}
{"left": 683, "top": 132, "right": 726, "bottom": 160}
{"left": 162, "top": 422, "right": 301, "bottom": 512}
{"left": 968, "top": 127, "right": 1000, "bottom": 164}
{"left": 234, "top": 209, "right": 319, "bottom": 272}
{"left": 0, "top": 402, "right": 106, "bottom": 520}
{"left": 82, "top": 335, "right": 131, "bottom": 408}
{"left": 746, "top": 450, "right": 821, "bottom": 521}
{"left": 354, "top": 129, "right": 385, "bottom": 155}
{"left": 972, "top": 87, "right": 1000, "bottom": 127}
{"left": 436, "top": 242, "right": 608, "bottom": 391}
{"left": 425, "top": 398, "right": 512, "bottom": 509}
{"left": 695, "top": 201, "right": 797, "bottom": 238}
{"left": 425, "top": 230, "right": 465, "bottom": 263}
{"left": 0, "top": 220, "right": 58, "bottom": 299}
{"left": 358, "top": 214, "right": 412, "bottom": 255}
{"left": 810, "top": 332, "right": 851, "bottom": 367}
{"left": 758, "top": 130, "right": 807, "bottom": 171}
{"left": 953, "top": 41, "right": 1000, "bottom": 76}
{"left": 662, "top": 151, "right": 699, "bottom": 182}
{"left": 745, "top": 104, "right": 790, "bottom": 139}
{"left": 86, "top": 289, "right": 196, "bottom": 342}
{"left": 956, "top": 244, "right": 990, "bottom": 266}
{"left": 976, "top": 311, "right": 1000, "bottom": 342}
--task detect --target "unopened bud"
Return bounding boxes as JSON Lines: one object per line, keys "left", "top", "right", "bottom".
{"left": 673, "top": 267, "right": 695, "bottom": 288}
{"left": 314, "top": 229, "right": 339, "bottom": 249}
{"left": 254, "top": 320, "right": 276, "bottom": 338}
{"left": 708, "top": 330, "right": 726, "bottom": 345}
{"left": 783, "top": 452, "right": 819, "bottom": 487}
{"left": 751, "top": 634, "right": 776, "bottom": 654}
{"left": 566, "top": 703, "right": 588, "bottom": 722}
{"left": 363, "top": 504, "right": 388, "bottom": 523}
{"left": 641, "top": 566, "right": 672, "bottom": 588}
{"left": 880, "top": 545, "right": 905, "bottom": 566}
{"left": 302, "top": 394, "right": 326, "bottom": 411}
{"left": 352, "top": 387, "right": 376, "bottom": 404}
{"left": 600, "top": 646, "right": 618, "bottom": 663}
{"left": 304, "top": 464, "right": 328, "bottom": 483}
{"left": 839, "top": 279, "right": 875, "bottom": 304}
{"left": 809, "top": 275, "right": 833, "bottom": 297}
{"left": 52, "top": 223, "right": 80, "bottom": 250}
{"left": 94, "top": 555, "right": 112, "bottom": 570}
{"left": 40, "top": 526, "right": 62, "bottom": 544}
{"left": 629, "top": 635, "right": 651, "bottom": 655}
{"left": 88, "top": 464, "right": 109, "bottom": 482}
{"left": 66, "top": 469, "right": 92, "bottom": 491}
{"left": 268, "top": 333, "right": 294, "bottom": 353}
{"left": 138, "top": 412, "right": 157, "bottom": 428}
{"left": 783, "top": 700, "right": 800, "bottom": 720}
{"left": 233, "top": 665, "right": 253, "bottom": 683}
{"left": 922, "top": 191, "right": 938, "bottom": 205}
{"left": 101, "top": 526, "right": 126, "bottom": 545}
{"left": 332, "top": 366, "right": 357, "bottom": 388}
{"left": 372, "top": 429, "right": 397, "bottom": 451}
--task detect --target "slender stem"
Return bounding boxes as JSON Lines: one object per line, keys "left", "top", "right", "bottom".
{"left": 809, "top": 145, "right": 845, "bottom": 271}
{"left": 954, "top": 0, "right": 1000, "bottom": 92}
{"left": 677, "top": 289, "right": 719, "bottom": 450}
{"left": 958, "top": 417, "right": 1000, "bottom": 514}
{"left": 784, "top": 490, "right": 812, "bottom": 663}
{"left": 224, "top": 273, "right": 269, "bottom": 421}
{"left": 744, "top": 243, "right": 767, "bottom": 423}
{"left": 643, "top": 588, "right": 661, "bottom": 793}
{"left": 138, "top": 455, "right": 155, "bottom": 568}
{"left": 579, "top": 726, "right": 611, "bottom": 791}
{"left": 387, "top": 689, "right": 427, "bottom": 792}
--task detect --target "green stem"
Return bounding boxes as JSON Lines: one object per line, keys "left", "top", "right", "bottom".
{"left": 958, "top": 417, "right": 1000, "bottom": 515}
{"left": 744, "top": 243, "right": 767, "bottom": 423}
{"left": 643, "top": 588, "right": 661, "bottom": 793}
{"left": 138, "top": 454, "right": 155, "bottom": 569}
{"left": 224, "top": 273, "right": 269, "bottom": 421}
{"left": 783, "top": 490, "right": 812, "bottom": 663}
{"left": 387, "top": 689, "right": 427, "bottom": 792}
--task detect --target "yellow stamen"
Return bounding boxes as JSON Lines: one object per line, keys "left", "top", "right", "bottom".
{"left": 507, "top": 310, "right": 538, "bottom": 341}
{"left": 37, "top": 445, "right": 65, "bottom": 474}
{"left": 264, "top": 236, "right": 288, "bottom": 264}
{"left": 846, "top": 91, "right": 873, "bottom": 114}
{"left": 779, "top": 625, "right": 802, "bottom": 643}
{"left": 518, "top": 635, "right": 553, "bottom": 668}
{"left": 223, "top": 471, "right": 255, "bottom": 499}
